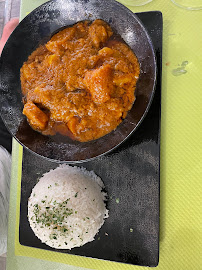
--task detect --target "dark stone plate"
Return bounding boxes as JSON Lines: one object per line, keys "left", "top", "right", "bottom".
{"left": 0, "top": 0, "right": 156, "bottom": 162}
{"left": 19, "top": 11, "right": 162, "bottom": 267}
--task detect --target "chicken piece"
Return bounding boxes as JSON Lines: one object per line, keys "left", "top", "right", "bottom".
{"left": 113, "top": 73, "right": 134, "bottom": 87}
{"left": 84, "top": 64, "right": 114, "bottom": 104}
{"left": 23, "top": 102, "right": 49, "bottom": 131}
{"left": 67, "top": 116, "right": 80, "bottom": 137}
{"left": 46, "top": 27, "right": 76, "bottom": 54}
{"left": 88, "top": 19, "right": 113, "bottom": 48}
{"left": 108, "top": 40, "right": 140, "bottom": 74}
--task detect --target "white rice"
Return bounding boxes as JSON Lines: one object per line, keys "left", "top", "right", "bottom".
{"left": 28, "top": 165, "right": 108, "bottom": 249}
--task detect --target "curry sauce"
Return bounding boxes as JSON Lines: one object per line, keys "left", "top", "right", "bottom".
{"left": 21, "top": 20, "right": 140, "bottom": 142}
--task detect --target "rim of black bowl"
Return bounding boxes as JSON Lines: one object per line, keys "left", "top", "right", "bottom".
{"left": 0, "top": 0, "right": 157, "bottom": 164}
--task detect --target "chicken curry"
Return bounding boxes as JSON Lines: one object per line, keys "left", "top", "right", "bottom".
{"left": 21, "top": 20, "right": 140, "bottom": 142}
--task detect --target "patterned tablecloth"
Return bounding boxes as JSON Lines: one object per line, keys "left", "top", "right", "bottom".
{"left": 6, "top": 0, "right": 202, "bottom": 269}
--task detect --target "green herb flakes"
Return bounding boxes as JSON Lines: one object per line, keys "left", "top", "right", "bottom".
{"left": 32, "top": 199, "right": 73, "bottom": 232}
{"left": 115, "top": 198, "right": 120, "bottom": 204}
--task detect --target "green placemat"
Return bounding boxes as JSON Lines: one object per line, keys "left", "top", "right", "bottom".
{"left": 7, "top": 1, "right": 202, "bottom": 270}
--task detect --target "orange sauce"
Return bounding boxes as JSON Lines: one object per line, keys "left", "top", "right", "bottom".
{"left": 21, "top": 20, "right": 140, "bottom": 142}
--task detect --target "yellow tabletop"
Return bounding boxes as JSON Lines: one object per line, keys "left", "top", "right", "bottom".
{"left": 7, "top": 0, "right": 202, "bottom": 270}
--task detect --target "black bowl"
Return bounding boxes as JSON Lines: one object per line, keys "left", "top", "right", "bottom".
{"left": 0, "top": 0, "right": 156, "bottom": 163}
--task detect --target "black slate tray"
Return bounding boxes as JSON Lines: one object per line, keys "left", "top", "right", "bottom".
{"left": 19, "top": 11, "right": 162, "bottom": 267}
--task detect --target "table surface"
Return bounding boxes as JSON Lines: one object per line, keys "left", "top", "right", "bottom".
{"left": 5, "top": 0, "right": 202, "bottom": 270}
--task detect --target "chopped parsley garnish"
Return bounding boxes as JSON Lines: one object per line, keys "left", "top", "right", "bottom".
{"left": 75, "top": 192, "right": 78, "bottom": 198}
{"left": 49, "top": 233, "right": 57, "bottom": 240}
{"left": 32, "top": 199, "right": 72, "bottom": 235}
{"left": 116, "top": 198, "right": 120, "bottom": 204}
